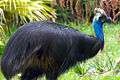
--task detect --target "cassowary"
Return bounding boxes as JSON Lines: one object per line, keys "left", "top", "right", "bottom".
{"left": 1, "top": 8, "right": 110, "bottom": 80}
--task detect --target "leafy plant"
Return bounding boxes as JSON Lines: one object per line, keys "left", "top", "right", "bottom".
{"left": 0, "top": 25, "right": 5, "bottom": 55}
{"left": 55, "top": 6, "right": 72, "bottom": 23}
{"left": 0, "top": 0, "right": 56, "bottom": 27}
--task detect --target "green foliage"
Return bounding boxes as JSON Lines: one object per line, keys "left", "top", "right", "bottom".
{"left": 100, "top": 76, "right": 120, "bottom": 80}
{"left": 0, "top": 24, "right": 17, "bottom": 55}
{"left": 0, "top": 71, "right": 4, "bottom": 80}
{"left": 55, "top": 6, "right": 72, "bottom": 23}
{"left": 0, "top": 25, "right": 5, "bottom": 55}
{"left": 0, "top": 0, "right": 55, "bottom": 27}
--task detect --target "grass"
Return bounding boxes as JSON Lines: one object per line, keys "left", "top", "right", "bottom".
{"left": 0, "top": 22, "right": 120, "bottom": 80}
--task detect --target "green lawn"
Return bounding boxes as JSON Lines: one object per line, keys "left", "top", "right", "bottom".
{"left": 0, "top": 23, "right": 120, "bottom": 80}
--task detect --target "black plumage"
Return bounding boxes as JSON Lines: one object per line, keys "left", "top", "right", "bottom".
{"left": 1, "top": 21, "right": 102, "bottom": 80}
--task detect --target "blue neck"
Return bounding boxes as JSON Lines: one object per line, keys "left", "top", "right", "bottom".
{"left": 92, "top": 17, "right": 104, "bottom": 49}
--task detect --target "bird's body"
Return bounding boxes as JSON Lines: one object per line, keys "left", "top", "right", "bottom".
{"left": 1, "top": 8, "right": 109, "bottom": 80}
{"left": 1, "top": 21, "right": 102, "bottom": 80}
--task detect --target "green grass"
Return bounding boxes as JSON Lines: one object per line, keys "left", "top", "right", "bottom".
{"left": 0, "top": 23, "right": 120, "bottom": 80}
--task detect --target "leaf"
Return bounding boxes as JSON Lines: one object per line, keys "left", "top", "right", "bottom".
{"left": 0, "top": 0, "right": 56, "bottom": 27}
{"left": 0, "top": 41, "right": 4, "bottom": 46}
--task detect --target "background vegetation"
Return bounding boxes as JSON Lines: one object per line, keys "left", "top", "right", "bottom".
{"left": 0, "top": 0, "right": 120, "bottom": 80}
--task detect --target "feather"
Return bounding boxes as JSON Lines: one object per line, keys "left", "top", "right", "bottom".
{"left": 1, "top": 21, "right": 103, "bottom": 80}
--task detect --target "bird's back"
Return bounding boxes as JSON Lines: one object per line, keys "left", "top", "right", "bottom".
{"left": 1, "top": 21, "right": 101, "bottom": 79}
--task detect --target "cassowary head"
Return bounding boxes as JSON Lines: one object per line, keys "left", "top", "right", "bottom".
{"left": 92, "top": 8, "right": 111, "bottom": 50}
